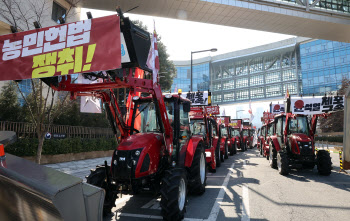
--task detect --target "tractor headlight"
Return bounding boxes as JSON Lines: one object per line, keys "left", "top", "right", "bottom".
{"left": 114, "top": 160, "right": 117, "bottom": 165}
{"left": 236, "top": 141, "right": 239, "bottom": 143}
{"left": 135, "top": 150, "right": 141, "bottom": 156}
{"left": 206, "top": 152, "right": 211, "bottom": 157}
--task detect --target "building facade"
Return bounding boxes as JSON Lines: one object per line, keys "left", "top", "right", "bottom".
{"left": 172, "top": 38, "right": 302, "bottom": 105}
{"left": 300, "top": 39, "right": 350, "bottom": 95}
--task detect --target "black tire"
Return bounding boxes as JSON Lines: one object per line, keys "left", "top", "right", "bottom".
{"left": 269, "top": 144, "right": 277, "bottom": 168}
{"left": 224, "top": 143, "right": 229, "bottom": 159}
{"left": 241, "top": 143, "right": 246, "bottom": 152}
{"left": 161, "top": 169, "right": 188, "bottom": 221}
{"left": 229, "top": 144, "right": 234, "bottom": 156}
{"left": 277, "top": 151, "right": 289, "bottom": 175}
{"left": 316, "top": 150, "right": 332, "bottom": 176}
{"left": 188, "top": 145, "right": 207, "bottom": 195}
{"left": 215, "top": 144, "right": 221, "bottom": 167}
{"left": 260, "top": 142, "right": 263, "bottom": 156}
{"left": 233, "top": 143, "right": 237, "bottom": 155}
{"left": 86, "top": 165, "right": 118, "bottom": 216}
{"left": 220, "top": 149, "right": 224, "bottom": 162}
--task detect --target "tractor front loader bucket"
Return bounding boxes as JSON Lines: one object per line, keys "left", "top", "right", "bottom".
{"left": 0, "top": 153, "right": 104, "bottom": 221}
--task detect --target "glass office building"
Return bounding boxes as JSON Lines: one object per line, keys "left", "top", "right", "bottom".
{"left": 300, "top": 40, "right": 350, "bottom": 95}
{"left": 171, "top": 38, "right": 301, "bottom": 104}
{"left": 171, "top": 62, "right": 210, "bottom": 93}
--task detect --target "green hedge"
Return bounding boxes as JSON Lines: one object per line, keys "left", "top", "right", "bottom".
{"left": 5, "top": 137, "right": 117, "bottom": 157}
{"left": 315, "top": 136, "right": 343, "bottom": 143}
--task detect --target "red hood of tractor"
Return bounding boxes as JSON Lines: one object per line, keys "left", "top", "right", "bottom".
{"left": 291, "top": 133, "right": 311, "bottom": 142}
{"left": 118, "top": 133, "right": 163, "bottom": 151}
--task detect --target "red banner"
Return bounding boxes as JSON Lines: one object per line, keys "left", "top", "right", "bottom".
{"left": 216, "top": 116, "right": 230, "bottom": 125}
{"left": 230, "top": 120, "right": 241, "bottom": 128}
{"left": 0, "top": 15, "right": 121, "bottom": 81}
{"left": 190, "top": 106, "right": 204, "bottom": 117}
{"left": 205, "top": 106, "right": 220, "bottom": 115}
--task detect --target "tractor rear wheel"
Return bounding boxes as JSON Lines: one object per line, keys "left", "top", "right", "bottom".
{"left": 86, "top": 165, "right": 118, "bottom": 216}
{"left": 161, "top": 169, "right": 188, "bottom": 221}
{"left": 189, "top": 145, "right": 207, "bottom": 195}
{"left": 215, "top": 145, "right": 221, "bottom": 167}
{"left": 224, "top": 143, "right": 229, "bottom": 159}
{"left": 260, "top": 142, "right": 263, "bottom": 156}
{"left": 316, "top": 150, "right": 332, "bottom": 176}
{"left": 220, "top": 150, "right": 225, "bottom": 162}
{"left": 269, "top": 144, "right": 277, "bottom": 168}
{"left": 277, "top": 152, "right": 289, "bottom": 175}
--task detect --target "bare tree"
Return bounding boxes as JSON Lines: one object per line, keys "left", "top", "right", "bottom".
{"left": 0, "top": 0, "right": 81, "bottom": 164}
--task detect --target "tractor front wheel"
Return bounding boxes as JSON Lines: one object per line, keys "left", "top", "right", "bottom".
{"left": 161, "top": 169, "right": 188, "bottom": 221}
{"left": 229, "top": 144, "right": 234, "bottom": 156}
{"left": 189, "top": 145, "right": 207, "bottom": 195}
{"left": 277, "top": 152, "right": 289, "bottom": 175}
{"left": 224, "top": 143, "right": 229, "bottom": 159}
{"left": 269, "top": 144, "right": 277, "bottom": 168}
{"left": 86, "top": 165, "right": 118, "bottom": 216}
{"left": 215, "top": 145, "right": 221, "bottom": 167}
{"left": 316, "top": 150, "right": 332, "bottom": 176}
{"left": 233, "top": 143, "right": 237, "bottom": 155}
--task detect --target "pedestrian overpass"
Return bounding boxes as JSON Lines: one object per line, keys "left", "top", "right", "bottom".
{"left": 81, "top": 0, "right": 350, "bottom": 42}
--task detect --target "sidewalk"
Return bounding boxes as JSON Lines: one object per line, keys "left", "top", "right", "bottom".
{"left": 45, "top": 156, "right": 112, "bottom": 180}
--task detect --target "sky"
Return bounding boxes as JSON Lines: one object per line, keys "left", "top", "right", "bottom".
{"left": 81, "top": 8, "right": 294, "bottom": 61}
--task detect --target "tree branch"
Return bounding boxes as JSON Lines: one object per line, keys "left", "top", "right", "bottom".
{"left": 15, "top": 81, "right": 37, "bottom": 126}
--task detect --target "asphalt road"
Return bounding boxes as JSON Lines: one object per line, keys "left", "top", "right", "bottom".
{"left": 104, "top": 149, "right": 350, "bottom": 221}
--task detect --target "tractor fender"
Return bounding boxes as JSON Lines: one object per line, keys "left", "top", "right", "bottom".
{"left": 185, "top": 136, "right": 204, "bottom": 168}
{"left": 219, "top": 137, "right": 226, "bottom": 151}
{"left": 270, "top": 136, "right": 281, "bottom": 152}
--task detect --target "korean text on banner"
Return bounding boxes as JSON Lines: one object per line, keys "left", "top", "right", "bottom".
{"left": 0, "top": 15, "right": 121, "bottom": 81}
{"left": 291, "top": 96, "right": 345, "bottom": 114}
{"left": 182, "top": 91, "right": 208, "bottom": 105}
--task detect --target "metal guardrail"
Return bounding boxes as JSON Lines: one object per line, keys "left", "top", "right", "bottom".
{"left": 0, "top": 121, "right": 114, "bottom": 139}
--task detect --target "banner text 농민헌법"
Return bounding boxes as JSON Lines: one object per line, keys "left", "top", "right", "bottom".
{"left": 0, "top": 15, "right": 121, "bottom": 81}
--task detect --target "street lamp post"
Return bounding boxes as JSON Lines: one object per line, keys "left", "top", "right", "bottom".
{"left": 190, "top": 48, "right": 217, "bottom": 91}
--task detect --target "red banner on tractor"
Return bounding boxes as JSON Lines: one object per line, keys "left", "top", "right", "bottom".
{"left": 205, "top": 106, "right": 220, "bottom": 115}
{"left": 230, "top": 119, "right": 242, "bottom": 128}
{"left": 0, "top": 15, "right": 121, "bottom": 81}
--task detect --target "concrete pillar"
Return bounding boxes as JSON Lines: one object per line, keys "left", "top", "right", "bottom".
{"left": 343, "top": 87, "right": 350, "bottom": 169}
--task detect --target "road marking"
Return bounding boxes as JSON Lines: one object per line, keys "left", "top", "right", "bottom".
{"left": 206, "top": 163, "right": 235, "bottom": 221}
{"left": 141, "top": 198, "right": 161, "bottom": 210}
{"left": 243, "top": 160, "right": 247, "bottom": 167}
{"left": 117, "top": 212, "right": 162, "bottom": 219}
{"left": 115, "top": 195, "right": 132, "bottom": 206}
{"left": 241, "top": 184, "right": 250, "bottom": 221}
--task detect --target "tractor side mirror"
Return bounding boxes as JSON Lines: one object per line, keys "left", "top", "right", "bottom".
{"left": 183, "top": 102, "right": 191, "bottom": 112}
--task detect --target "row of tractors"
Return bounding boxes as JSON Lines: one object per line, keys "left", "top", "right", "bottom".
{"left": 189, "top": 106, "right": 256, "bottom": 172}
{"left": 257, "top": 98, "right": 332, "bottom": 176}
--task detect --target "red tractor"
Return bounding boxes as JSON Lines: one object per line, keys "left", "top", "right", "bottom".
{"left": 268, "top": 112, "right": 332, "bottom": 176}
{"left": 228, "top": 119, "right": 242, "bottom": 154}
{"left": 216, "top": 116, "right": 231, "bottom": 161}
{"left": 48, "top": 12, "right": 208, "bottom": 220}
{"left": 189, "top": 106, "right": 218, "bottom": 172}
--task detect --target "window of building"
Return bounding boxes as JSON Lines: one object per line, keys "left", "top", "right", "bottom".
{"left": 265, "top": 56, "right": 280, "bottom": 71}
{"left": 282, "top": 69, "right": 296, "bottom": 81}
{"left": 249, "top": 57, "right": 263, "bottom": 74}
{"left": 266, "top": 84, "right": 282, "bottom": 97}
{"left": 236, "top": 77, "right": 248, "bottom": 88}
{"left": 265, "top": 71, "right": 281, "bottom": 84}
{"left": 236, "top": 89, "right": 249, "bottom": 101}
{"left": 212, "top": 94, "right": 222, "bottom": 103}
{"left": 283, "top": 82, "right": 297, "bottom": 95}
{"left": 250, "top": 74, "right": 264, "bottom": 86}
{"left": 212, "top": 82, "right": 222, "bottom": 91}
{"left": 223, "top": 92, "right": 234, "bottom": 102}
{"left": 235, "top": 60, "right": 248, "bottom": 76}
{"left": 52, "top": 1, "right": 67, "bottom": 24}
{"left": 223, "top": 80, "right": 234, "bottom": 90}
{"left": 250, "top": 87, "right": 264, "bottom": 99}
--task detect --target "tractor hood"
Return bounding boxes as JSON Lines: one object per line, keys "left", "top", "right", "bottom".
{"left": 118, "top": 133, "right": 163, "bottom": 151}
{"left": 291, "top": 133, "right": 311, "bottom": 142}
